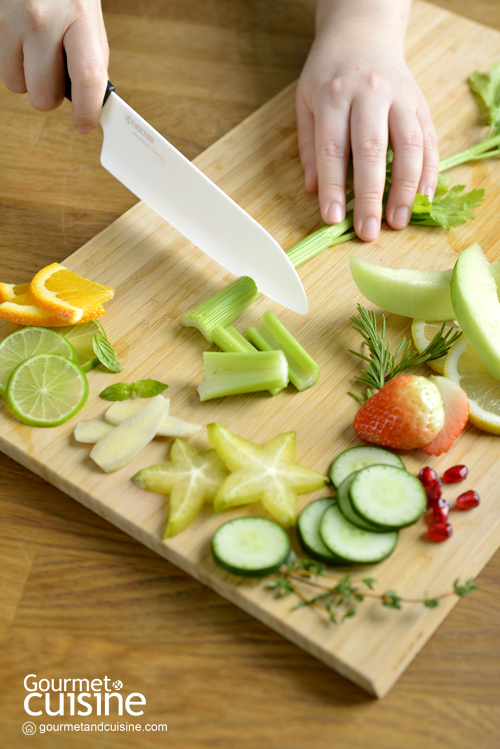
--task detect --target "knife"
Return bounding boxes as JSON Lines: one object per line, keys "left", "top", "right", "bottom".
{"left": 65, "top": 76, "right": 308, "bottom": 315}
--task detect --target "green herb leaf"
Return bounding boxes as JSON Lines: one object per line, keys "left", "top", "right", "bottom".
{"left": 297, "top": 558, "right": 326, "bottom": 576}
{"left": 410, "top": 185, "right": 485, "bottom": 230}
{"left": 469, "top": 62, "right": 500, "bottom": 128}
{"left": 266, "top": 578, "right": 295, "bottom": 596}
{"left": 99, "top": 383, "right": 133, "bottom": 401}
{"left": 453, "top": 578, "right": 479, "bottom": 597}
{"left": 362, "top": 577, "right": 377, "bottom": 590}
{"left": 423, "top": 599, "right": 439, "bottom": 608}
{"left": 92, "top": 334, "right": 122, "bottom": 373}
{"left": 132, "top": 379, "right": 169, "bottom": 398}
{"left": 382, "top": 591, "right": 402, "bottom": 610}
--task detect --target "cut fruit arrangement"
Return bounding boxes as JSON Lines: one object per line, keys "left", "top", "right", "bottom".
{"left": 350, "top": 242, "right": 500, "bottom": 438}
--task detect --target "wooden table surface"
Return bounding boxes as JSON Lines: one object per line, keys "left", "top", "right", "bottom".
{"left": 1, "top": 1, "right": 499, "bottom": 747}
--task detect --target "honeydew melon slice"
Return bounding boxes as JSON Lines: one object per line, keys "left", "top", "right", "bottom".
{"left": 451, "top": 242, "right": 500, "bottom": 380}
{"left": 349, "top": 255, "right": 500, "bottom": 321}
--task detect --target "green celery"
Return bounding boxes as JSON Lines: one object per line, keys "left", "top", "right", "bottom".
{"left": 212, "top": 325, "right": 256, "bottom": 353}
{"left": 197, "top": 351, "right": 288, "bottom": 401}
{"left": 286, "top": 213, "right": 354, "bottom": 268}
{"left": 247, "top": 311, "right": 320, "bottom": 391}
{"left": 181, "top": 276, "right": 259, "bottom": 343}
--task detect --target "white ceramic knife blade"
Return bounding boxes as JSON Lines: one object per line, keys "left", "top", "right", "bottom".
{"left": 99, "top": 92, "right": 308, "bottom": 314}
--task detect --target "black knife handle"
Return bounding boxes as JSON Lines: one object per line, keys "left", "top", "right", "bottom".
{"left": 64, "top": 54, "right": 115, "bottom": 106}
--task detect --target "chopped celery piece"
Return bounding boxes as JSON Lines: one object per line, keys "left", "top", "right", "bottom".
{"left": 181, "top": 276, "right": 259, "bottom": 343}
{"left": 212, "top": 325, "right": 282, "bottom": 396}
{"left": 133, "top": 439, "right": 228, "bottom": 537}
{"left": 207, "top": 422, "right": 328, "bottom": 526}
{"left": 212, "top": 325, "right": 256, "bottom": 353}
{"left": 197, "top": 351, "right": 288, "bottom": 401}
{"left": 247, "top": 311, "right": 320, "bottom": 391}
{"left": 286, "top": 213, "right": 354, "bottom": 268}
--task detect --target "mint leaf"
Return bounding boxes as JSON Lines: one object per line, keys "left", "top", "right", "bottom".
{"left": 132, "top": 379, "right": 169, "bottom": 398}
{"left": 99, "top": 383, "right": 133, "bottom": 400}
{"left": 92, "top": 334, "right": 122, "bottom": 373}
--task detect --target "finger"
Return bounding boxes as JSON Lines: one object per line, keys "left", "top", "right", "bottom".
{"left": 64, "top": 15, "right": 108, "bottom": 134}
{"left": 314, "top": 96, "right": 350, "bottom": 224}
{"left": 416, "top": 107, "right": 439, "bottom": 201}
{"left": 0, "top": 35, "right": 27, "bottom": 94}
{"left": 350, "top": 96, "right": 389, "bottom": 241}
{"left": 22, "top": 36, "right": 66, "bottom": 111}
{"left": 385, "top": 103, "right": 424, "bottom": 230}
{"left": 98, "top": 7, "right": 110, "bottom": 70}
{"left": 296, "top": 90, "right": 318, "bottom": 193}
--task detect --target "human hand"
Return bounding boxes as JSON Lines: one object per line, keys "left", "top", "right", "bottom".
{"left": 296, "top": 0, "right": 439, "bottom": 241}
{"left": 0, "top": 0, "right": 109, "bottom": 134}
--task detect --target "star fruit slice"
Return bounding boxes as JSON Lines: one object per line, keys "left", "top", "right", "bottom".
{"left": 207, "top": 423, "right": 328, "bottom": 526}
{"left": 133, "top": 439, "right": 228, "bottom": 538}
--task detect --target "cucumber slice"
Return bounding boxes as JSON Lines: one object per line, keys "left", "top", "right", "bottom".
{"left": 320, "top": 504, "right": 398, "bottom": 564}
{"left": 337, "top": 473, "right": 394, "bottom": 532}
{"left": 330, "top": 445, "right": 405, "bottom": 489}
{"left": 297, "top": 498, "right": 345, "bottom": 564}
{"left": 212, "top": 517, "right": 290, "bottom": 577}
{"left": 350, "top": 465, "right": 426, "bottom": 529}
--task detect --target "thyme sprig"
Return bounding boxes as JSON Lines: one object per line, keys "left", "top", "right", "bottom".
{"left": 267, "top": 552, "right": 478, "bottom": 624}
{"left": 348, "top": 304, "right": 462, "bottom": 403}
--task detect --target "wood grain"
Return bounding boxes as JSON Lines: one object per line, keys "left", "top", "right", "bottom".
{"left": 1, "top": 0, "right": 500, "bottom": 746}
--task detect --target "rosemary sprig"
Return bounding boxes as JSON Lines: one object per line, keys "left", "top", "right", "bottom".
{"left": 348, "top": 304, "right": 462, "bottom": 402}
{"left": 266, "top": 553, "right": 478, "bottom": 624}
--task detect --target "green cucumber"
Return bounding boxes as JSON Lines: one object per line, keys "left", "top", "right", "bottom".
{"left": 349, "top": 465, "right": 426, "bottom": 529}
{"left": 320, "top": 504, "right": 399, "bottom": 564}
{"left": 337, "top": 473, "right": 396, "bottom": 532}
{"left": 211, "top": 517, "right": 290, "bottom": 577}
{"left": 297, "top": 498, "right": 345, "bottom": 565}
{"left": 330, "top": 445, "right": 405, "bottom": 489}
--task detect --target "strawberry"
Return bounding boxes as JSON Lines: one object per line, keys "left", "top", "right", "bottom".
{"left": 353, "top": 375, "right": 445, "bottom": 450}
{"left": 420, "top": 376, "right": 469, "bottom": 456}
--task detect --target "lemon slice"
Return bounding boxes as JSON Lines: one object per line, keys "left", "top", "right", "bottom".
{"left": 50, "top": 320, "right": 106, "bottom": 372}
{"left": 412, "top": 319, "right": 461, "bottom": 374}
{"left": 444, "top": 336, "right": 500, "bottom": 434}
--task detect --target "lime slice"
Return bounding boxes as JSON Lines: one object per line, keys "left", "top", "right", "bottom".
{"left": 50, "top": 320, "right": 106, "bottom": 372}
{"left": 444, "top": 336, "right": 500, "bottom": 435}
{"left": 0, "top": 326, "right": 76, "bottom": 397}
{"left": 411, "top": 319, "right": 461, "bottom": 374}
{"left": 5, "top": 354, "right": 89, "bottom": 427}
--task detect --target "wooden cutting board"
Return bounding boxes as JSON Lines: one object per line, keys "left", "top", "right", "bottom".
{"left": 1, "top": 1, "right": 500, "bottom": 698}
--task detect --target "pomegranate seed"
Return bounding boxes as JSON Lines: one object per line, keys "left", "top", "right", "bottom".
{"left": 432, "top": 499, "right": 450, "bottom": 523}
{"left": 425, "top": 479, "right": 442, "bottom": 506}
{"left": 428, "top": 522, "right": 453, "bottom": 542}
{"left": 456, "top": 490, "right": 480, "bottom": 510}
{"left": 418, "top": 466, "right": 438, "bottom": 488}
{"left": 443, "top": 465, "right": 469, "bottom": 483}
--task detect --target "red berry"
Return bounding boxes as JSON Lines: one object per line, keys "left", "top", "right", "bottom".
{"left": 456, "top": 490, "right": 480, "bottom": 510}
{"left": 442, "top": 465, "right": 469, "bottom": 483}
{"left": 428, "top": 522, "right": 453, "bottom": 542}
{"left": 426, "top": 479, "right": 442, "bottom": 506}
{"left": 418, "top": 466, "right": 438, "bottom": 488}
{"left": 432, "top": 499, "right": 450, "bottom": 523}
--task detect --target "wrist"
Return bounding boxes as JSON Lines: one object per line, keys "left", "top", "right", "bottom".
{"left": 315, "top": 0, "right": 412, "bottom": 52}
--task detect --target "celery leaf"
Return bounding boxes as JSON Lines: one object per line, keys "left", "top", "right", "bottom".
{"left": 410, "top": 185, "right": 485, "bottom": 230}
{"left": 469, "top": 62, "right": 500, "bottom": 128}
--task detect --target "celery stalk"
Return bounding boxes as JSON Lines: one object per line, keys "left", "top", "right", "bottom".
{"left": 243, "top": 325, "right": 286, "bottom": 395}
{"left": 181, "top": 276, "right": 259, "bottom": 342}
{"left": 212, "top": 325, "right": 256, "bottom": 353}
{"left": 247, "top": 311, "right": 320, "bottom": 391}
{"left": 286, "top": 213, "right": 354, "bottom": 268}
{"left": 197, "top": 351, "right": 288, "bottom": 401}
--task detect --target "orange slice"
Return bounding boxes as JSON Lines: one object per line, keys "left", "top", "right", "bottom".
{"left": 0, "top": 282, "right": 30, "bottom": 303}
{"left": 29, "top": 263, "right": 114, "bottom": 323}
{"left": 0, "top": 289, "right": 105, "bottom": 326}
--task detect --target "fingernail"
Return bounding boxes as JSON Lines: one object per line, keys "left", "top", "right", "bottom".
{"left": 423, "top": 186, "right": 435, "bottom": 201}
{"left": 76, "top": 125, "right": 93, "bottom": 135}
{"left": 326, "top": 202, "right": 344, "bottom": 224}
{"left": 394, "top": 206, "right": 410, "bottom": 228}
{"left": 361, "top": 217, "right": 379, "bottom": 241}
